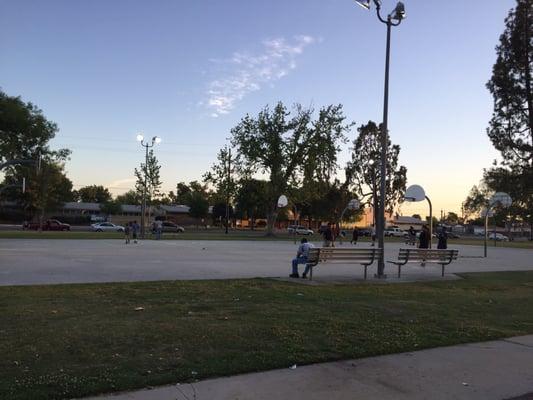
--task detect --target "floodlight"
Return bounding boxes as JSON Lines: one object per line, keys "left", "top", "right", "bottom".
{"left": 354, "top": 0, "right": 371, "bottom": 10}
{"left": 390, "top": 1, "right": 406, "bottom": 21}
{"left": 136, "top": 134, "right": 144, "bottom": 142}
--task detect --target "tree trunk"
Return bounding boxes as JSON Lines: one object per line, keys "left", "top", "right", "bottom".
{"left": 266, "top": 209, "right": 278, "bottom": 236}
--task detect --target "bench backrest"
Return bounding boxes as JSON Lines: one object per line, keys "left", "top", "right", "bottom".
{"left": 398, "top": 249, "right": 458, "bottom": 262}
{"left": 312, "top": 247, "right": 381, "bottom": 264}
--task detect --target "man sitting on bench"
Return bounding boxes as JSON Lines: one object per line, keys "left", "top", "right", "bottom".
{"left": 290, "top": 238, "right": 315, "bottom": 279}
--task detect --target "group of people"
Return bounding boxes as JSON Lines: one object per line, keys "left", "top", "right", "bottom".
{"left": 123, "top": 221, "right": 140, "bottom": 244}
{"left": 290, "top": 223, "right": 449, "bottom": 278}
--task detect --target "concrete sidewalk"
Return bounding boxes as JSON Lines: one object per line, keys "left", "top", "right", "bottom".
{"left": 85, "top": 336, "right": 533, "bottom": 400}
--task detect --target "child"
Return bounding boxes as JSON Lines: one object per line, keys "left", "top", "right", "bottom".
{"left": 124, "top": 222, "right": 131, "bottom": 244}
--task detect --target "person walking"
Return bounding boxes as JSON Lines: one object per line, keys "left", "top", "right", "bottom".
{"left": 322, "top": 223, "right": 334, "bottom": 247}
{"left": 407, "top": 226, "right": 416, "bottom": 246}
{"left": 290, "top": 238, "right": 315, "bottom": 279}
{"left": 131, "top": 220, "right": 140, "bottom": 244}
{"left": 155, "top": 219, "right": 163, "bottom": 240}
{"left": 124, "top": 222, "right": 131, "bottom": 244}
{"left": 370, "top": 224, "right": 376, "bottom": 247}
{"left": 437, "top": 227, "right": 448, "bottom": 249}
{"left": 350, "top": 227, "right": 359, "bottom": 245}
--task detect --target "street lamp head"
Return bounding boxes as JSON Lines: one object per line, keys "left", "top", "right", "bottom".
{"left": 354, "top": 0, "right": 371, "bottom": 9}
{"left": 136, "top": 134, "right": 144, "bottom": 142}
{"left": 390, "top": 1, "right": 406, "bottom": 21}
{"left": 153, "top": 136, "right": 162, "bottom": 144}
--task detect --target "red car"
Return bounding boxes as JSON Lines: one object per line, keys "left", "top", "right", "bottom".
{"left": 23, "top": 219, "right": 71, "bottom": 231}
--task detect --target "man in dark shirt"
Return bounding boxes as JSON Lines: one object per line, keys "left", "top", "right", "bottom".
{"left": 323, "top": 222, "right": 334, "bottom": 247}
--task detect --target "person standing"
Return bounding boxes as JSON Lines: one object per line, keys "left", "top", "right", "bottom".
{"left": 437, "top": 227, "right": 448, "bottom": 249}
{"left": 155, "top": 220, "right": 163, "bottom": 240}
{"left": 371, "top": 224, "right": 376, "bottom": 247}
{"left": 290, "top": 238, "right": 315, "bottom": 279}
{"left": 124, "top": 222, "right": 131, "bottom": 244}
{"left": 132, "top": 220, "right": 139, "bottom": 244}
{"left": 350, "top": 227, "right": 359, "bottom": 245}
{"left": 419, "top": 225, "right": 430, "bottom": 249}
{"left": 322, "top": 223, "right": 334, "bottom": 247}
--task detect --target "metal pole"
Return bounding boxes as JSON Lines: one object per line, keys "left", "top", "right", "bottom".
{"left": 225, "top": 147, "right": 231, "bottom": 234}
{"left": 141, "top": 143, "right": 148, "bottom": 239}
{"left": 426, "top": 195, "right": 433, "bottom": 249}
{"left": 376, "top": 19, "right": 392, "bottom": 277}
{"left": 484, "top": 210, "right": 489, "bottom": 257}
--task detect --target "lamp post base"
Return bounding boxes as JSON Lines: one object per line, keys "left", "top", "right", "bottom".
{"left": 374, "top": 273, "right": 388, "bottom": 279}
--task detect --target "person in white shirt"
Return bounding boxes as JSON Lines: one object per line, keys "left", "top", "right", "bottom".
{"left": 289, "top": 238, "right": 315, "bottom": 279}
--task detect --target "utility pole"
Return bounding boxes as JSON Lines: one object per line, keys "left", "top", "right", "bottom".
{"left": 225, "top": 147, "right": 231, "bottom": 234}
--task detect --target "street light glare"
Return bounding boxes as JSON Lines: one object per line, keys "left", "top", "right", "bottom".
{"left": 136, "top": 134, "right": 144, "bottom": 142}
{"left": 154, "top": 136, "right": 162, "bottom": 144}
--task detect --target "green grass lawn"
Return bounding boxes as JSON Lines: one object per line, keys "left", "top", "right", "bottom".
{"left": 1, "top": 272, "right": 533, "bottom": 399}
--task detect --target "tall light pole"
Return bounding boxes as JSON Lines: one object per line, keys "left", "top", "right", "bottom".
{"left": 354, "top": 0, "right": 406, "bottom": 277}
{"left": 137, "top": 134, "right": 161, "bottom": 239}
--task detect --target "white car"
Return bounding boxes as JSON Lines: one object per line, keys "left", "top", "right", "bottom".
{"left": 384, "top": 227, "right": 405, "bottom": 237}
{"left": 490, "top": 232, "right": 509, "bottom": 241}
{"left": 91, "top": 222, "right": 125, "bottom": 232}
{"left": 287, "top": 225, "right": 314, "bottom": 235}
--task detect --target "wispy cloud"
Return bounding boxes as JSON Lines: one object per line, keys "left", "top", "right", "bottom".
{"left": 206, "top": 35, "right": 316, "bottom": 117}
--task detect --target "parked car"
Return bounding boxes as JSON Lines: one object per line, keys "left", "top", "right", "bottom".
{"left": 23, "top": 219, "right": 71, "bottom": 231}
{"left": 384, "top": 227, "right": 405, "bottom": 237}
{"left": 91, "top": 222, "right": 125, "bottom": 232}
{"left": 152, "top": 221, "right": 185, "bottom": 233}
{"left": 490, "top": 232, "right": 509, "bottom": 241}
{"left": 287, "top": 225, "right": 314, "bottom": 235}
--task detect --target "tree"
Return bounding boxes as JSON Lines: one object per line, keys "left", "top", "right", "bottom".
{"left": 100, "top": 200, "right": 122, "bottom": 216}
{"left": 484, "top": 0, "right": 533, "bottom": 235}
{"left": 134, "top": 149, "right": 162, "bottom": 205}
{"left": 234, "top": 179, "right": 270, "bottom": 229}
{"left": 445, "top": 212, "right": 460, "bottom": 225}
{"left": 412, "top": 214, "right": 422, "bottom": 220}
{"left": 345, "top": 121, "right": 407, "bottom": 219}
{"left": 188, "top": 192, "right": 209, "bottom": 227}
{"left": 4, "top": 159, "right": 74, "bottom": 223}
{"left": 1, "top": 90, "right": 72, "bottom": 222}
{"left": 74, "top": 185, "right": 112, "bottom": 203}
{"left": 231, "top": 102, "right": 351, "bottom": 235}
{"left": 0, "top": 90, "right": 70, "bottom": 165}
{"left": 115, "top": 190, "right": 140, "bottom": 205}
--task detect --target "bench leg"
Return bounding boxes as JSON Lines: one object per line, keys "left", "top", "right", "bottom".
{"left": 364, "top": 265, "right": 367, "bottom": 280}
{"left": 310, "top": 266, "right": 313, "bottom": 281}
{"left": 442, "top": 264, "right": 444, "bottom": 277}
{"left": 398, "top": 265, "right": 401, "bottom": 278}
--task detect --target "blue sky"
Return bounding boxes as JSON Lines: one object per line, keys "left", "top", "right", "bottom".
{"left": 0, "top": 0, "right": 515, "bottom": 216}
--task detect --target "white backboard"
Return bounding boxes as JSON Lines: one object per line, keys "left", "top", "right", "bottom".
{"left": 277, "top": 195, "right": 288, "bottom": 208}
{"left": 490, "top": 192, "right": 512, "bottom": 208}
{"left": 404, "top": 185, "right": 426, "bottom": 202}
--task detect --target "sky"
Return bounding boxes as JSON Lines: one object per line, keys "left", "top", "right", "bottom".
{"left": 0, "top": 0, "right": 516, "bottom": 218}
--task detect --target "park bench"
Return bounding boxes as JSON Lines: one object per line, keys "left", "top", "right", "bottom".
{"left": 388, "top": 249, "right": 459, "bottom": 278}
{"left": 305, "top": 247, "right": 382, "bottom": 280}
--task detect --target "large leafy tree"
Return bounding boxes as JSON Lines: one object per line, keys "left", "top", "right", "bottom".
{"left": 1, "top": 91, "right": 72, "bottom": 221}
{"left": 231, "top": 102, "right": 351, "bottom": 235}
{"left": 484, "top": 0, "right": 533, "bottom": 234}
{"left": 74, "top": 185, "right": 112, "bottom": 203}
{"left": 0, "top": 90, "right": 69, "bottom": 164}
{"left": 345, "top": 121, "right": 407, "bottom": 219}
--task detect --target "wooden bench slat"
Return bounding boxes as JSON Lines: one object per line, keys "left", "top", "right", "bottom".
{"left": 389, "top": 248, "right": 459, "bottom": 278}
